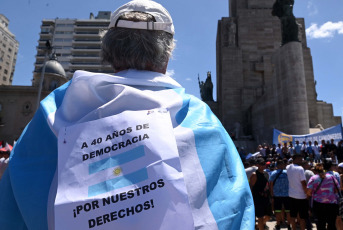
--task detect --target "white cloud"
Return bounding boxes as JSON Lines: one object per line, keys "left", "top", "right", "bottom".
{"left": 166, "top": 69, "right": 175, "bottom": 76}
{"left": 307, "top": 0, "right": 318, "bottom": 16}
{"left": 306, "top": 21, "right": 343, "bottom": 39}
{"left": 185, "top": 78, "right": 192, "bottom": 81}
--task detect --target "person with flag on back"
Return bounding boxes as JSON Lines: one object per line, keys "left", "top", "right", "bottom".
{"left": 0, "top": 1, "right": 254, "bottom": 229}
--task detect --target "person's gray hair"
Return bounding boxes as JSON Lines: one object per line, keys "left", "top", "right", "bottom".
{"left": 101, "top": 12, "right": 175, "bottom": 71}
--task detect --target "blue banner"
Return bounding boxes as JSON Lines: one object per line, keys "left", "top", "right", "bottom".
{"left": 273, "top": 124, "right": 343, "bottom": 145}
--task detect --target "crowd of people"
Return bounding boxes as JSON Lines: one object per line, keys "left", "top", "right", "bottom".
{"left": 244, "top": 139, "right": 343, "bottom": 230}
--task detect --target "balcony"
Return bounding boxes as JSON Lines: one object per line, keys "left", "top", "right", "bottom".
{"left": 71, "top": 55, "right": 100, "bottom": 61}
{"left": 72, "top": 40, "right": 101, "bottom": 46}
{"left": 71, "top": 47, "right": 101, "bottom": 53}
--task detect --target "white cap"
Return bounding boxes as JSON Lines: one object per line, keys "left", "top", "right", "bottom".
{"left": 109, "top": 0, "right": 175, "bottom": 35}
{"left": 338, "top": 163, "right": 343, "bottom": 168}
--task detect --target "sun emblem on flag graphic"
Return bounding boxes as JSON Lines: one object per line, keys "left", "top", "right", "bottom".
{"left": 113, "top": 167, "right": 122, "bottom": 176}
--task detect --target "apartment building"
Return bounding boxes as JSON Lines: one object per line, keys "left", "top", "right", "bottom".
{"left": 0, "top": 14, "right": 19, "bottom": 85}
{"left": 34, "top": 11, "right": 112, "bottom": 81}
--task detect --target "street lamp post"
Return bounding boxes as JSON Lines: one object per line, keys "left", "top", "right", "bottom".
{"left": 36, "top": 40, "right": 52, "bottom": 111}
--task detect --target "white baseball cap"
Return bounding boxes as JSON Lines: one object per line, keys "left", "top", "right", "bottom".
{"left": 108, "top": 0, "right": 175, "bottom": 35}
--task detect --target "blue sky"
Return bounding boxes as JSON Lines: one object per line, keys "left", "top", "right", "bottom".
{"left": 2, "top": 0, "right": 343, "bottom": 117}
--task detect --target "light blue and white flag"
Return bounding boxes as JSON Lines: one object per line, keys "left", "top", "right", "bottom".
{"left": 0, "top": 69, "right": 254, "bottom": 230}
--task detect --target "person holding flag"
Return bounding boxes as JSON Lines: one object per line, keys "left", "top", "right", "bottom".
{"left": 0, "top": 1, "right": 254, "bottom": 229}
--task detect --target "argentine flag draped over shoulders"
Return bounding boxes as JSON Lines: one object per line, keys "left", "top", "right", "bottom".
{"left": 0, "top": 70, "right": 254, "bottom": 230}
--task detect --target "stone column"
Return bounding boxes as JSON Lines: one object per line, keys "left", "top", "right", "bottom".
{"left": 272, "top": 42, "right": 309, "bottom": 134}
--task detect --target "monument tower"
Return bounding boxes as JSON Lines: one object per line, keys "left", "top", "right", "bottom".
{"left": 215, "top": 0, "right": 341, "bottom": 143}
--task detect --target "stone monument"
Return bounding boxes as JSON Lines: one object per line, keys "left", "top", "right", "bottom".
{"left": 272, "top": 0, "right": 299, "bottom": 45}
{"left": 213, "top": 0, "right": 341, "bottom": 144}
{"left": 198, "top": 71, "right": 214, "bottom": 101}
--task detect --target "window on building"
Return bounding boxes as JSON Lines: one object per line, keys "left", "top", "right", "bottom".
{"left": 8, "top": 48, "right": 12, "bottom": 53}
{"left": 41, "top": 28, "right": 50, "bottom": 33}
{"left": 22, "top": 102, "right": 33, "bottom": 116}
{"left": 3, "top": 77, "right": 7, "bottom": 81}
{"left": 4, "top": 69, "right": 8, "bottom": 74}
{"left": 4, "top": 37, "right": 7, "bottom": 41}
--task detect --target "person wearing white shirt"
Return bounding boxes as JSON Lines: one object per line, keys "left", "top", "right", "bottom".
{"left": 0, "top": 152, "right": 9, "bottom": 180}
{"left": 312, "top": 141, "right": 320, "bottom": 163}
{"left": 301, "top": 141, "right": 307, "bottom": 154}
{"left": 275, "top": 143, "right": 282, "bottom": 156}
{"left": 288, "top": 142, "right": 295, "bottom": 156}
{"left": 286, "top": 154, "right": 308, "bottom": 230}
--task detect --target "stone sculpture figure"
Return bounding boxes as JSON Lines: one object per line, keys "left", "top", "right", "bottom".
{"left": 272, "top": 0, "right": 300, "bottom": 45}
{"left": 198, "top": 72, "right": 214, "bottom": 101}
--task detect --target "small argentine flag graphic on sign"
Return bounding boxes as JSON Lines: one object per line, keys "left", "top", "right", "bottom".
{"left": 88, "top": 145, "right": 147, "bottom": 197}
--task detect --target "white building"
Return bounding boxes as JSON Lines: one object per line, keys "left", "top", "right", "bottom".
{"left": 34, "top": 11, "right": 112, "bottom": 82}
{"left": 0, "top": 14, "right": 19, "bottom": 85}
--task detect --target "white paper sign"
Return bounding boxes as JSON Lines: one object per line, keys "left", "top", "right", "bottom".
{"left": 55, "top": 109, "right": 194, "bottom": 230}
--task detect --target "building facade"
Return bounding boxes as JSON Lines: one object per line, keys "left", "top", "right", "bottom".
{"left": 34, "top": 11, "right": 112, "bottom": 82}
{"left": 0, "top": 14, "right": 19, "bottom": 85}
{"left": 0, "top": 56, "right": 67, "bottom": 144}
{"left": 215, "top": 0, "right": 341, "bottom": 143}
{"left": 0, "top": 11, "right": 115, "bottom": 145}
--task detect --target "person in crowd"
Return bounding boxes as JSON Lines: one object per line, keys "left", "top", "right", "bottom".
{"left": 312, "top": 141, "right": 321, "bottom": 163}
{"left": 264, "top": 161, "right": 274, "bottom": 180}
{"left": 271, "top": 144, "right": 277, "bottom": 157}
{"left": 250, "top": 158, "right": 272, "bottom": 230}
{"left": 302, "top": 161, "right": 315, "bottom": 184}
{"left": 265, "top": 144, "right": 271, "bottom": 157}
{"left": 0, "top": 151, "right": 9, "bottom": 180}
{"left": 329, "top": 139, "right": 338, "bottom": 156}
{"left": 270, "top": 159, "right": 291, "bottom": 230}
{"left": 301, "top": 141, "right": 307, "bottom": 156}
{"left": 282, "top": 142, "right": 290, "bottom": 159}
{"left": 286, "top": 154, "right": 308, "bottom": 230}
{"left": 276, "top": 143, "right": 282, "bottom": 156}
{"left": 337, "top": 140, "right": 343, "bottom": 163}
{"left": 321, "top": 140, "right": 329, "bottom": 160}
{"left": 259, "top": 145, "right": 267, "bottom": 159}
{"left": 338, "top": 163, "right": 343, "bottom": 191}
{"left": 0, "top": 1, "right": 254, "bottom": 229}
{"left": 324, "top": 158, "right": 343, "bottom": 230}
{"left": 306, "top": 141, "right": 314, "bottom": 160}
{"left": 294, "top": 140, "right": 302, "bottom": 155}
{"left": 334, "top": 161, "right": 343, "bottom": 230}
{"left": 307, "top": 163, "right": 339, "bottom": 230}
{"left": 289, "top": 142, "right": 295, "bottom": 157}
{"left": 246, "top": 158, "right": 258, "bottom": 182}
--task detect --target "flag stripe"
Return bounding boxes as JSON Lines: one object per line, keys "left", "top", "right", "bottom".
{"left": 88, "top": 167, "right": 148, "bottom": 197}
{"left": 88, "top": 145, "right": 145, "bottom": 175}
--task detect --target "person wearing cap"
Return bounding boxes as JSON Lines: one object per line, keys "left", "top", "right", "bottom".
{"left": 286, "top": 154, "right": 308, "bottom": 230}
{"left": 0, "top": 1, "right": 254, "bottom": 229}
